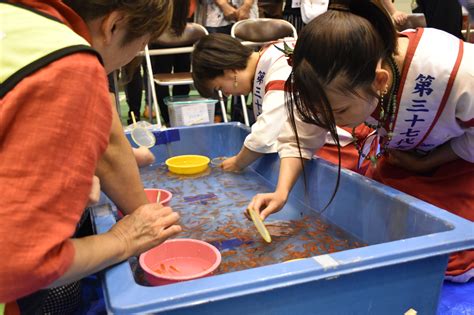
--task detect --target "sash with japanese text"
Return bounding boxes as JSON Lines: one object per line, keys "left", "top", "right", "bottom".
{"left": 389, "top": 28, "right": 464, "bottom": 150}
{"left": 252, "top": 41, "right": 295, "bottom": 117}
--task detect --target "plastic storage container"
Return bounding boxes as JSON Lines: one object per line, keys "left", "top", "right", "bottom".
{"left": 92, "top": 123, "right": 474, "bottom": 315}
{"left": 164, "top": 95, "right": 216, "bottom": 127}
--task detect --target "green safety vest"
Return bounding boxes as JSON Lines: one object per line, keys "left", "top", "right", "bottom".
{"left": 0, "top": 2, "right": 101, "bottom": 98}
{"left": 0, "top": 4, "right": 101, "bottom": 309}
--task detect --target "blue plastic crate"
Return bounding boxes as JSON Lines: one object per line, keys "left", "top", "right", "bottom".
{"left": 92, "top": 123, "right": 473, "bottom": 314}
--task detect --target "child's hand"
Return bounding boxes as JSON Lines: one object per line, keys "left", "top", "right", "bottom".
{"left": 221, "top": 156, "right": 243, "bottom": 172}
{"left": 387, "top": 142, "right": 459, "bottom": 174}
{"left": 87, "top": 176, "right": 101, "bottom": 206}
{"left": 246, "top": 192, "right": 287, "bottom": 221}
{"left": 386, "top": 149, "right": 433, "bottom": 173}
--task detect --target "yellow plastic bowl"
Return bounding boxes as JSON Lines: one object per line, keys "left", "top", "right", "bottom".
{"left": 165, "top": 155, "right": 210, "bottom": 175}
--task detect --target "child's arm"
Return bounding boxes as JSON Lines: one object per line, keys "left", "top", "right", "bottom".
{"left": 248, "top": 100, "right": 328, "bottom": 220}
{"left": 221, "top": 146, "right": 263, "bottom": 172}
{"left": 248, "top": 157, "right": 304, "bottom": 220}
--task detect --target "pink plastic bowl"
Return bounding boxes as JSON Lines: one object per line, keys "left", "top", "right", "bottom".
{"left": 144, "top": 188, "right": 172, "bottom": 206}
{"left": 117, "top": 188, "right": 172, "bottom": 218}
{"left": 139, "top": 239, "right": 221, "bottom": 286}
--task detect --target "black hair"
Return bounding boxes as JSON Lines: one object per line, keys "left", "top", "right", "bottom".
{"left": 63, "top": 0, "right": 173, "bottom": 45}
{"left": 170, "top": 0, "right": 190, "bottom": 37}
{"left": 285, "top": 0, "right": 397, "bottom": 211}
{"left": 191, "top": 33, "right": 254, "bottom": 98}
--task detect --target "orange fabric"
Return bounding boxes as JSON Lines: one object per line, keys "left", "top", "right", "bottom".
{"left": 0, "top": 1, "right": 112, "bottom": 303}
{"left": 366, "top": 158, "right": 474, "bottom": 276}
{"left": 188, "top": 0, "right": 197, "bottom": 18}
{"left": 5, "top": 302, "right": 20, "bottom": 315}
{"left": 316, "top": 144, "right": 360, "bottom": 171}
{"left": 315, "top": 125, "right": 373, "bottom": 171}
{"left": 265, "top": 80, "right": 286, "bottom": 92}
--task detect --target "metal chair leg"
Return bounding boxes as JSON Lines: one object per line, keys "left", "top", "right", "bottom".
{"left": 217, "top": 90, "right": 229, "bottom": 123}
{"left": 144, "top": 45, "right": 162, "bottom": 128}
{"left": 240, "top": 95, "right": 250, "bottom": 127}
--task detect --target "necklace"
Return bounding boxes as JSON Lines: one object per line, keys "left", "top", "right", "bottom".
{"left": 352, "top": 55, "right": 401, "bottom": 164}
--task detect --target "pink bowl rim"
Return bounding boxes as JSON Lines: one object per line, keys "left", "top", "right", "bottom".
{"left": 144, "top": 188, "right": 172, "bottom": 204}
{"left": 139, "top": 238, "right": 221, "bottom": 281}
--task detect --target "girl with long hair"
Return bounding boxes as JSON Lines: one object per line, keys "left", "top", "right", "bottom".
{"left": 249, "top": 0, "right": 474, "bottom": 280}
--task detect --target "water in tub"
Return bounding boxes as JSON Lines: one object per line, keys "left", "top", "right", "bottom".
{"left": 124, "top": 160, "right": 366, "bottom": 286}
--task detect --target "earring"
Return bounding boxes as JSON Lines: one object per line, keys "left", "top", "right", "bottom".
{"left": 233, "top": 75, "right": 238, "bottom": 88}
{"left": 379, "top": 86, "right": 389, "bottom": 105}
{"left": 378, "top": 90, "right": 385, "bottom": 120}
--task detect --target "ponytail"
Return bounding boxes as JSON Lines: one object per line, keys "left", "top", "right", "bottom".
{"left": 326, "top": 0, "right": 397, "bottom": 59}
{"left": 347, "top": 0, "right": 398, "bottom": 58}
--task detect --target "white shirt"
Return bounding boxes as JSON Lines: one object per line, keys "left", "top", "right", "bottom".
{"left": 246, "top": 41, "right": 353, "bottom": 155}
{"left": 278, "top": 28, "right": 474, "bottom": 163}
{"left": 244, "top": 41, "right": 293, "bottom": 153}
{"left": 300, "top": 0, "right": 329, "bottom": 24}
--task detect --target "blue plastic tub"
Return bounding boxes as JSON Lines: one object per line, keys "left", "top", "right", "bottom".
{"left": 91, "top": 123, "right": 473, "bottom": 314}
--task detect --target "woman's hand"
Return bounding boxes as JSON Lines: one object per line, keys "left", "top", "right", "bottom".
{"left": 247, "top": 192, "right": 288, "bottom": 221}
{"left": 221, "top": 156, "right": 244, "bottom": 172}
{"left": 109, "top": 203, "right": 181, "bottom": 258}
{"left": 48, "top": 203, "right": 181, "bottom": 288}
{"left": 87, "top": 176, "right": 101, "bottom": 206}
